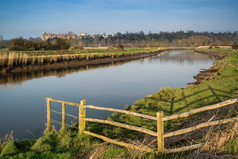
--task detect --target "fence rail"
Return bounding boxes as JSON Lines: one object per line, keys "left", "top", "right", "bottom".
{"left": 163, "top": 98, "right": 237, "bottom": 121}
{"left": 164, "top": 117, "right": 238, "bottom": 138}
{"left": 85, "top": 105, "right": 157, "bottom": 120}
{"left": 84, "top": 118, "right": 157, "bottom": 136}
{"left": 45, "top": 97, "right": 237, "bottom": 153}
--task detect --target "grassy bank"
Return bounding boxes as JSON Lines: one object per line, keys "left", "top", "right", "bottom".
{"left": 0, "top": 47, "right": 194, "bottom": 73}
{"left": 0, "top": 47, "right": 161, "bottom": 71}
{"left": 0, "top": 47, "right": 237, "bottom": 158}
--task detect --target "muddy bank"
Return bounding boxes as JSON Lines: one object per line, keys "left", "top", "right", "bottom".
{"left": 194, "top": 50, "right": 225, "bottom": 60}
{"left": 188, "top": 50, "right": 224, "bottom": 85}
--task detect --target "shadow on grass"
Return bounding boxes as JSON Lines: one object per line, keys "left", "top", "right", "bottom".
{"left": 143, "top": 85, "right": 236, "bottom": 118}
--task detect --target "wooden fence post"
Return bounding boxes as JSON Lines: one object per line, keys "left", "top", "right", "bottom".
{"left": 157, "top": 111, "right": 164, "bottom": 151}
{"left": 62, "top": 103, "right": 65, "bottom": 131}
{"left": 47, "top": 100, "right": 51, "bottom": 131}
{"left": 79, "top": 99, "right": 86, "bottom": 136}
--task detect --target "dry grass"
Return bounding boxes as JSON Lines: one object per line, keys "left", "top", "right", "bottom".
{"left": 0, "top": 131, "right": 14, "bottom": 144}
{"left": 202, "top": 122, "right": 238, "bottom": 154}
{"left": 0, "top": 131, "right": 14, "bottom": 153}
{"left": 187, "top": 123, "right": 238, "bottom": 159}
{"left": 186, "top": 104, "right": 238, "bottom": 158}
{"left": 0, "top": 52, "right": 88, "bottom": 68}
{"left": 0, "top": 50, "right": 154, "bottom": 69}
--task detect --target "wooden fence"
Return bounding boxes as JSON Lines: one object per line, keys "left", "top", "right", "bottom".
{"left": 45, "top": 97, "right": 237, "bottom": 153}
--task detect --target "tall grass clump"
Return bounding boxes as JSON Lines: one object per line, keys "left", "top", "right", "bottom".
{"left": 203, "top": 122, "right": 238, "bottom": 154}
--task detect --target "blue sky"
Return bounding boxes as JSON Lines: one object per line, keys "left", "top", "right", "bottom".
{"left": 0, "top": 0, "right": 238, "bottom": 39}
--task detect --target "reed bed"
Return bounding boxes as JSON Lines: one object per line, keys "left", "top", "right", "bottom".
{"left": 0, "top": 49, "right": 157, "bottom": 69}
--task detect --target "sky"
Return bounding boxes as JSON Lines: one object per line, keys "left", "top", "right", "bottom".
{"left": 0, "top": 0, "right": 238, "bottom": 39}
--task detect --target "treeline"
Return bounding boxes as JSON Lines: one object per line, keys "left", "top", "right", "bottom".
{"left": 69, "top": 31, "right": 238, "bottom": 48}
{"left": 8, "top": 38, "right": 70, "bottom": 51}
{"left": 5, "top": 31, "right": 238, "bottom": 51}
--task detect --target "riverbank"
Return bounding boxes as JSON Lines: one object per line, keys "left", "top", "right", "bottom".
{"left": 0, "top": 47, "right": 237, "bottom": 158}
{"left": 188, "top": 49, "right": 226, "bottom": 85}
{"left": 0, "top": 47, "right": 193, "bottom": 74}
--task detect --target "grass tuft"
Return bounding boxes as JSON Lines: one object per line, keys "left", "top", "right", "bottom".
{"left": 0, "top": 141, "right": 19, "bottom": 157}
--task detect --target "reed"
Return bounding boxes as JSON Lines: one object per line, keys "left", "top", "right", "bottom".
{"left": 0, "top": 47, "right": 159, "bottom": 69}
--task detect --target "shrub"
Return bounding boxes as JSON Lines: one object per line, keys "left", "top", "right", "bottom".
{"left": 8, "top": 38, "right": 70, "bottom": 51}
{"left": 31, "top": 132, "right": 59, "bottom": 152}
{"left": 116, "top": 44, "right": 124, "bottom": 50}
{"left": 232, "top": 43, "right": 238, "bottom": 49}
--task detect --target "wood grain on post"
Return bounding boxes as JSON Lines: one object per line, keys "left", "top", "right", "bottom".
{"left": 78, "top": 99, "right": 86, "bottom": 136}
{"left": 62, "top": 103, "right": 66, "bottom": 131}
{"left": 157, "top": 111, "right": 164, "bottom": 151}
{"left": 47, "top": 100, "right": 51, "bottom": 131}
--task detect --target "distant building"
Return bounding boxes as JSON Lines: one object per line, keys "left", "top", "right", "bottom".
{"left": 79, "top": 32, "right": 87, "bottom": 37}
{"left": 42, "top": 32, "right": 87, "bottom": 40}
{"left": 42, "top": 32, "right": 58, "bottom": 40}
{"left": 102, "top": 35, "right": 108, "bottom": 38}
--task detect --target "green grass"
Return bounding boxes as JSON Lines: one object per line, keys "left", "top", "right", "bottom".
{"left": 1, "top": 47, "right": 237, "bottom": 158}
{"left": 224, "top": 138, "right": 238, "bottom": 154}
{"left": 0, "top": 129, "right": 191, "bottom": 159}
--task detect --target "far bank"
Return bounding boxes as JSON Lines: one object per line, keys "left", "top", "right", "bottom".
{"left": 0, "top": 47, "right": 193, "bottom": 74}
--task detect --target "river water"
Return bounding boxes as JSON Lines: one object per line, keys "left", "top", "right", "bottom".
{"left": 0, "top": 50, "right": 215, "bottom": 140}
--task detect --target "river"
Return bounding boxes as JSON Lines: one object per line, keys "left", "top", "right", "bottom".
{"left": 0, "top": 50, "right": 215, "bottom": 140}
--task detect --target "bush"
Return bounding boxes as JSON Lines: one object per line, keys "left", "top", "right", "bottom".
{"left": 116, "top": 44, "right": 124, "bottom": 50}
{"left": 54, "top": 39, "right": 70, "bottom": 50}
{"left": 232, "top": 43, "right": 238, "bottom": 49}
{"left": 31, "top": 132, "right": 59, "bottom": 152}
{"left": 8, "top": 38, "right": 70, "bottom": 51}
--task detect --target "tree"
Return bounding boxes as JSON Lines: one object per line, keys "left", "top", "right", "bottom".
{"left": 9, "top": 38, "right": 25, "bottom": 51}
{"left": 55, "top": 38, "right": 70, "bottom": 50}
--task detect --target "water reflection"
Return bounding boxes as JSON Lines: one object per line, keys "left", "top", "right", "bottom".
{"left": 0, "top": 51, "right": 213, "bottom": 89}
{"left": 0, "top": 61, "right": 131, "bottom": 89}
{"left": 154, "top": 50, "right": 214, "bottom": 64}
{"left": 0, "top": 50, "right": 215, "bottom": 140}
